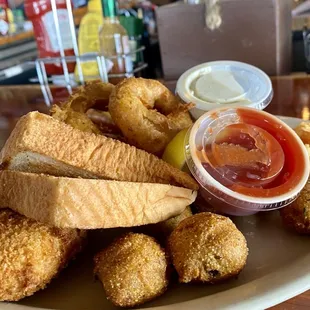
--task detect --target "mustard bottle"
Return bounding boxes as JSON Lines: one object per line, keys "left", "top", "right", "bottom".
{"left": 75, "top": 0, "right": 103, "bottom": 81}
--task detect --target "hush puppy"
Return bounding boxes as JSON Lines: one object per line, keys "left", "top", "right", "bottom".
{"left": 0, "top": 209, "right": 86, "bottom": 301}
{"left": 137, "top": 206, "right": 193, "bottom": 241}
{"left": 168, "top": 212, "right": 248, "bottom": 284}
{"left": 280, "top": 183, "right": 310, "bottom": 234}
{"left": 295, "top": 122, "right": 310, "bottom": 145}
{"left": 154, "top": 206, "right": 193, "bottom": 237}
{"left": 94, "top": 233, "right": 169, "bottom": 307}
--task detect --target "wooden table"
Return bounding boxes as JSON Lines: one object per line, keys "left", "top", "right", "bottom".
{"left": 1, "top": 75, "right": 310, "bottom": 309}
{"left": 0, "top": 31, "right": 34, "bottom": 46}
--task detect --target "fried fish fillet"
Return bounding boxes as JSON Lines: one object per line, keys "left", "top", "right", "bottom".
{"left": 0, "top": 209, "right": 86, "bottom": 301}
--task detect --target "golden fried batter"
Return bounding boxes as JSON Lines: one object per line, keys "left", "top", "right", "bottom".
{"left": 280, "top": 183, "right": 310, "bottom": 234}
{"left": 168, "top": 212, "right": 248, "bottom": 284}
{"left": 109, "top": 78, "right": 193, "bottom": 154}
{"left": 305, "top": 144, "right": 310, "bottom": 158}
{"left": 154, "top": 206, "right": 192, "bottom": 236}
{"left": 86, "top": 109, "right": 125, "bottom": 141}
{"left": 50, "top": 81, "right": 122, "bottom": 137}
{"left": 295, "top": 122, "right": 310, "bottom": 145}
{"left": 66, "top": 80, "right": 115, "bottom": 112}
{"left": 0, "top": 209, "right": 86, "bottom": 301}
{"left": 50, "top": 104, "right": 102, "bottom": 135}
{"left": 94, "top": 233, "right": 169, "bottom": 307}
{"left": 139, "top": 206, "right": 193, "bottom": 241}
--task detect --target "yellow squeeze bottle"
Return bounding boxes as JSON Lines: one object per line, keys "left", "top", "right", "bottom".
{"left": 75, "top": 0, "right": 103, "bottom": 81}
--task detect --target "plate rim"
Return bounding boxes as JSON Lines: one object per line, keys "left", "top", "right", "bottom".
{"left": 145, "top": 253, "right": 310, "bottom": 310}
{"left": 1, "top": 115, "right": 309, "bottom": 310}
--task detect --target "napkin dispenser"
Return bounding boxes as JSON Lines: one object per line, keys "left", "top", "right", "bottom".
{"left": 156, "top": 0, "right": 292, "bottom": 80}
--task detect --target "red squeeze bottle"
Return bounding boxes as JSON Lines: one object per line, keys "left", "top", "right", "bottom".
{"left": 25, "top": 0, "right": 76, "bottom": 76}
{"left": 0, "top": 0, "right": 9, "bottom": 36}
{"left": 0, "top": 0, "right": 8, "bottom": 22}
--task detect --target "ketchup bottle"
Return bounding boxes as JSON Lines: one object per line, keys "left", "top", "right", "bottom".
{"left": 25, "top": 0, "right": 76, "bottom": 76}
{"left": 0, "top": 0, "right": 9, "bottom": 36}
{"left": 0, "top": 0, "right": 8, "bottom": 22}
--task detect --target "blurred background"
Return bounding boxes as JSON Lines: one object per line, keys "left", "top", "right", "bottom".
{"left": 0, "top": 0, "right": 309, "bottom": 102}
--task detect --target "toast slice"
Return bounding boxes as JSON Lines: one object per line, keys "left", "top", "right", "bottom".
{"left": 0, "top": 170, "right": 197, "bottom": 229}
{"left": 0, "top": 112, "right": 198, "bottom": 190}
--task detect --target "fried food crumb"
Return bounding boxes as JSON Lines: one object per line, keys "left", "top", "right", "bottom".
{"left": 168, "top": 212, "right": 248, "bottom": 284}
{"left": 0, "top": 209, "right": 86, "bottom": 301}
{"left": 155, "top": 206, "right": 192, "bottom": 236}
{"left": 94, "top": 233, "right": 169, "bottom": 307}
{"left": 50, "top": 104, "right": 102, "bottom": 135}
{"left": 280, "top": 183, "right": 310, "bottom": 234}
{"left": 295, "top": 122, "right": 310, "bottom": 145}
{"left": 138, "top": 206, "right": 193, "bottom": 242}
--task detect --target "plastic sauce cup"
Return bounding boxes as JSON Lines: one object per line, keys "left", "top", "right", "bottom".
{"left": 185, "top": 107, "right": 310, "bottom": 216}
{"left": 176, "top": 61, "right": 273, "bottom": 120}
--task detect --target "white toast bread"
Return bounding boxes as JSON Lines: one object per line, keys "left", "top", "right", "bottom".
{"left": 0, "top": 170, "right": 197, "bottom": 229}
{"left": 0, "top": 112, "right": 198, "bottom": 190}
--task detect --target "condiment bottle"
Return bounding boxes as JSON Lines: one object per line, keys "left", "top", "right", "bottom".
{"left": 185, "top": 107, "right": 310, "bottom": 216}
{"left": 99, "top": 0, "right": 133, "bottom": 84}
{"left": 119, "top": 15, "right": 143, "bottom": 65}
{"left": 75, "top": 0, "right": 103, "bottom": 80}
{"left": 0, "top": 0, "right": 9, "bottom": 36}
{"left": 25, "top": 0, "right": 76, "bottom": 76}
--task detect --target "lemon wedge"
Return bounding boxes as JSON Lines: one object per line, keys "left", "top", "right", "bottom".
{"left": 162, "top": 128, "right": 190, "bottom": 172}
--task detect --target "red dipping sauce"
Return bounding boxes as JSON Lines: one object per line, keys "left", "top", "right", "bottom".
{"left": 185, "top": 107, "right": 310, "bottom": 216}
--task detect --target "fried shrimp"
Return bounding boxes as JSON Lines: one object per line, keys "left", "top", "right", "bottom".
{"left": 280, "top": 182, "right": 310, "bottom": 234}
{"left": 0, "top": 209, "right": 86, "bottom": 301}
{"left": 94, "top": 233, "right": 169, "bottom": 307}
{"left": 168, "top": 212, "right": 248, "bottom": 284}
{"left": 109, "top": 78, "right": 193, "bottom": 154}
{"left": 50, "top": 81, "right": 119, "bottom": 137}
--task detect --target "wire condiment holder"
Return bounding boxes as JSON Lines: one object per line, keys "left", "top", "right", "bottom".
{"left": 29, "top": 0, "right": 147, "bottom": 106}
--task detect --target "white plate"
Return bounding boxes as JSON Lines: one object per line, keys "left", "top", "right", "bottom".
{"left": 2, "top": 116, "right": 310, "bottom": 310}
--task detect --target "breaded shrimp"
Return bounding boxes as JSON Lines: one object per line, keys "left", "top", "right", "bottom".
{"left": 109, "top": 78, "right": 193, "bottom": 154}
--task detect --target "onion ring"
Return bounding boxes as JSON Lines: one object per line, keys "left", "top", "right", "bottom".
{"left": 109, "top": 78, "right": 193, "bottom": 154}
{"left": 63, "top": 80, "right": 115, "bottom": 113}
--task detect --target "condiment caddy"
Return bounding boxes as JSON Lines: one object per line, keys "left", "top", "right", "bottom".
{"left": 26, "top": 0, "right": 147, "bottom": 106}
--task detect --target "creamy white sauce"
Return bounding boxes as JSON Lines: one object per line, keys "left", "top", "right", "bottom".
{"left": 193, "top": 71, "right": 246, "bottom": 103}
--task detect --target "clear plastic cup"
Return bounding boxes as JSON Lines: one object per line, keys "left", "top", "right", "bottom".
{"left": 185, "top": 107, "right": 310, "bottom": 216}
{"left": 176, "top": 61, "right": 273, "bottom": 120}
